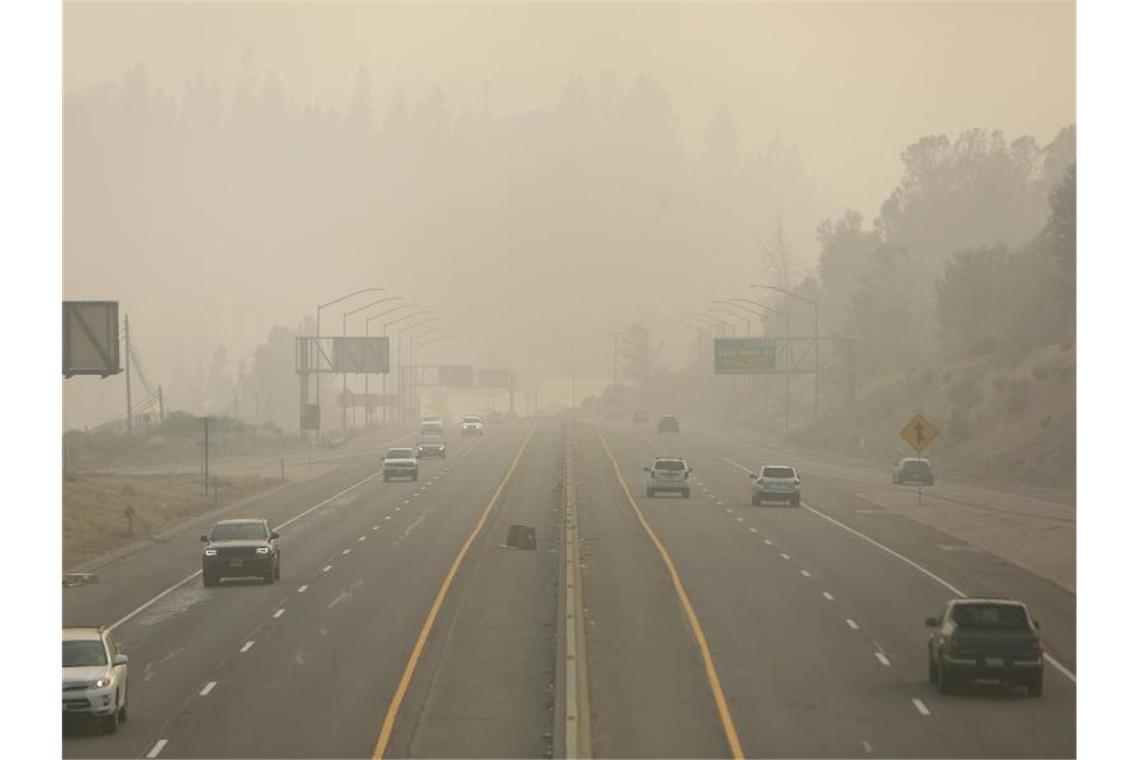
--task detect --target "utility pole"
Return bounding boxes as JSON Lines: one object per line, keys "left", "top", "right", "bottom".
{"left": 124, "top": 314, "right": 133, "bottom": 433}
{"left": 610, "top": 331, "right": 620, "bottom": 391}
{"left": 157, "top": 385, "right": 165, "bottom": 423}
{"left": 203, "top": 416, "right": 210, "bottom": 495}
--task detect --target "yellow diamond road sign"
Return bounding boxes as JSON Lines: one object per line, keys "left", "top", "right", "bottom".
{"left": 900, "top": 414, "right": 938, "bottom": 453}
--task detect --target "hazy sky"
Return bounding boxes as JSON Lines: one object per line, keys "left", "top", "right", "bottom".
{"left": 65, "top": 1, "right": 1074, "bottom": 217}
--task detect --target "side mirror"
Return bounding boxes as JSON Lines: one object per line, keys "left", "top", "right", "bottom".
{"left": 270, "top": 531, "right": 280, "bottom": 540}
{"left": 1034, "top": 619, "right": 1041, "bottom": 629}
{"left": 113, "top": 654, "right": 129, "bottom": 666}
{"left": 643, "top": 467, "right": 650, "bottom": 472}
{"left": 925, "top": 616, "right": 940, "bottom": 628}
{"left": 200, "top": 534, "right": 209, "bottom": 543}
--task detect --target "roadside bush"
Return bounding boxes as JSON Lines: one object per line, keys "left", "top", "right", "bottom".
{"left": 1005, "top": 377, "right": 1032, "bottom": 418}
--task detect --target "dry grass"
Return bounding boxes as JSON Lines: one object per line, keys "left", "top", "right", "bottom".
{"left": 63, "top": 472, "right": 277, "bottom": 570}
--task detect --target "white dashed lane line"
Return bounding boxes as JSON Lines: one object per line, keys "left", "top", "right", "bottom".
{"left": 239, "top": 640, "right": 255, "bottom": 653}
{"left": 823, "top": 591, "right": 835, "bottom": 601}
{"left": 846, "top": 619, "right": 861, "bottom": 630}
{"left": 779, "top": 553, "right": 791, "bottom": 560}
{"left": 322, "top": 565, "right": 333, "bottom": 573}
{"left": 800, "top": 569, "right": 812, "bottom": 578}
{"left": 358, "top": 536, "right": 367, "bottom": 542}
{"left": 912, "top": 698, "right": 931, "bottom": 716}
{"left": 297, "top": 584, "right": 308, "bottom": 593}
{"left": 146, "top": 739, "right": 168, "bottom": 758}
{"left": 749, "top": 527, "right": 758, "bottom": 534}
{"left": 764, "top": 539, "right": 773, "bottom": 546}
{"left": 384, "top": 515, "right": 392, "bottom": 521}
{"left": 372, "top": 525, "right": 379, "bottom": 530}
{"left": 273, "top": 608, "right": 285, "bottom": 619}
{"left": 875, "top": 652, "right": 891, "bottom": 666}
{"left": 342, "top": 548, "right": 352, "bottom": 555}
{"left": 198, "top": 681, "right": 217, "bottom": 696}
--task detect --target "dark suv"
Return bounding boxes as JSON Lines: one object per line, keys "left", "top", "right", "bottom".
{"left": 926, "top": 598, "right": 1044, "bottom": 696}
{"left": 201, "top": 518, "right": 281, "bottom": 587}
{"left": 657, "top": 415, "right": 680, "bottom": 433}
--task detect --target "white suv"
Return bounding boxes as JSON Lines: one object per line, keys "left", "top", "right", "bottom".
{"left": 63, "top": 626, "right": 129, "bottom": 733}
{"left": 643, "top": 457, "right": 692, "bottom": 498}
{"left": 751, "top": 465, "right": 801, "bottom": 506}
{"left": 461, "top": 415, "right": 484, "bottom": 436}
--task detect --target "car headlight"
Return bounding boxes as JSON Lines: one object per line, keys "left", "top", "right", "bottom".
{"left": 204, "top": 549, "right": 218, "bottom": 556}
{"left": 91, "top": 676, "right": 112, "bottom": 689}
{"left": 256, "top": 547, "right": 270, "bottom": 554}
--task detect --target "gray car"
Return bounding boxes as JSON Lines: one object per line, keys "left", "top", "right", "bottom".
{"left": 383, "top": 447, "right": 420, "bottom": 481}
{"left": 63, "top": 627, "right": 129, "bottom": 733}
{"left": 751, "top": 464, "right": 801, "bottom": 506}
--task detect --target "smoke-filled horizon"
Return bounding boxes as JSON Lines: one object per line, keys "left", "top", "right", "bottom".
{"left": 62, "top": 2, "right": 1075, "bottom": 432}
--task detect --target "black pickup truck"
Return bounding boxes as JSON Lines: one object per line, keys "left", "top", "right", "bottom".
{"left": 926, "top": 598, "right": 1044, "bottom": 696}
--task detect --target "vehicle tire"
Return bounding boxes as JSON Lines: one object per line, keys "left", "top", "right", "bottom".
{"left": 937, "top": 662, "right": 955, "bottom": 695}
{"left": 928, "top": 653, "right": 938, "bottom": 684}
{"left": 791, "top": 495, "right": 801, "bottom": 507}
{"left": 682, "top": 489, "right": 690, "bottom": 499}
{"left": 274, "top": 557, "right": 282, "bottom": 580}
{"left": 1027, "top": 671, "right": 1043, "bottom": 697}
{"left": 383, "top": 474, "right": 390, "bottom": 482}
{"left": 203, "top": 570, "right": 217, "bottom": 588}
{"left": 118, "top": 690, "right": 128, "bottom": 723}
{"left": 647, "top": 488, "right": 655, "bottom": 498}
{"left": 751, "top": 495, "right": 760, "bottom": 506}
{"left": 412, "top": 473, "right": 419, "bottom": 481}
{"left": 103, "top": 703, "right": 119, "bottom": 734}
{"left": 263, "top": 567, "right": 275, "bottom": 584}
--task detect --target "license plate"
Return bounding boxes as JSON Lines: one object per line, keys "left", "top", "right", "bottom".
{"left": 985, "top": 657, "right": 1004, "bottom": 667}
{"left": 229, "top": 559, "right": 244, "bottom": 568}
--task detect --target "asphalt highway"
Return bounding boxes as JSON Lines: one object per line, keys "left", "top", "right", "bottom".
{"left": 63, "top": 417, "right": 1075, "bottom": 758}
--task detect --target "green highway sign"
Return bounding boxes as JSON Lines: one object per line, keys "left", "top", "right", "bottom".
{"left": 713, "top": 337, "right": 778, "bottom": 374}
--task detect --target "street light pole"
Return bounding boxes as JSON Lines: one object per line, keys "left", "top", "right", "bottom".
{"left": 727, "top": 297, "right": 790, "bottom": 435}
{"left": 710, "top": 305, "right": 751, "bottom": 336}
{"left": 366, "top": 303, "right": 419, "bottom": 425}
{"left": 751, "top": 284, "right": 820, "bottom": 420}
{"left": 396, "top": 316, "right": 441, "bottom": 423}
{"left": 315, "top": 287, "right": 384, "bottom": 438}
{"left": 341, "top": 297, "right": 402, "bottom": 428}
{"left": 407, "top": 327, "right": 450, "bottom": 422}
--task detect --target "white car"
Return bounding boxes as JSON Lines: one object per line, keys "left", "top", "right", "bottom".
{"left": 63, "top": 627, "right": 129, "bottom": 733}
{"left": 751, "top": 465, "right": 801, "bottom": 506}
{"left": 461, "top": 415, "right": 484, "bottom": 436}
{"left": 643, "top": 456, "right": 692, "bottom": 498}
{"left": 383, "top": 447, "right": 420, "bottom": 481}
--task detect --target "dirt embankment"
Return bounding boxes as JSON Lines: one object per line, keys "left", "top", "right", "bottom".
{"left": 63, "top": 472, "right": 278, "bottom": 570}
{"left": 791, "top": 342, "right": 1076, "bottom": 494}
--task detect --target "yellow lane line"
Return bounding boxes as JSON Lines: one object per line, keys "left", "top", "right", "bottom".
{"left": 372, "top": 425, "right": 536, "bottom": 759}
{"left": 595, "top": 425, "right": 745, "bottom": 760}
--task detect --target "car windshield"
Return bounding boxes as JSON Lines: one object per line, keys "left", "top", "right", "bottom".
{"left": 388, "top": 449, "right": 414, "bottom": 458}
{"left": 63, "top": 640, "right": 107, "bottom": 667}
{"left": 421, "top": 436, "right": 442, "bottom": 444}
{"left": 951, "top": 603, "right": 1031, "bottom": 630}
{"left": 463, "top": 416, "right": 481, "bottom": 423}
{"left": 210, "top": 522, "right": 268, "bottom": 541}
{"left": 655, "top": 460, "right": 686, "bottom": 471}
{"left": 762, "top": 467, "right": 796, "bottom": 479}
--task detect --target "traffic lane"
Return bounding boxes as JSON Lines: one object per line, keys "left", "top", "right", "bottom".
{"left": 136, "top": 425, "right": 534, "bottom": 758}
{"left": 575, "top": 422, "right": 733, "bottom": 758}
{"left": 61, "top": 434, "right": 490, "bottom": 758}
{"left": 686, "top": 415, "right": 1074, "bottom": 511}
{"left": 62, "top": 426, "right": 422, "bottom": 629}
{"left": 665, "top": 430, "right": 1076, "bottom": 758}
{"left": 598, "top": 422, "right": 947, "bottom": 758}
{"left": 675, "top": 421, "right": 1075, "bottom": 672}
{"left": 386, "top": 420, "right": 562, "bottom": 758}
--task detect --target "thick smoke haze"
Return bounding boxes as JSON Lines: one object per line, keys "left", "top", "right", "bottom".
{"left": 62, "top": 2, "right": 1074, "bottom": 431}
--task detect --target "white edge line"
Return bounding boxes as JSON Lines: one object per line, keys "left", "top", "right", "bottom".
{"left": 297, "top": 585, "right": 308, "bottom": 593}
{"left": 724, "top": 455, "right": 1078, "bottom": 684}
{"left": 799, "top": 499, "right": 1077, "bottom": 684}
{"left": 109, "top": 467, "right": 386, "bottom": 631}
{"left": 846, "top": 618, "right": 860, "bottom": 630}
{"left": 273, "top": 608, "right": 285, "bottom": 618}
{"left": 199, "top": 681, "right": 217, "bottom": 696}
{"left": 146, "top": 739, "right": 169, "bottom": 758}
{"left": 875, "top": 652, "right": 891, "bottom": 666}
{"left": 912, "top": 698, "right": 931, "bottom": 716}
{"left": 240, "top": 640, "right": 254, "bottom": 653}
